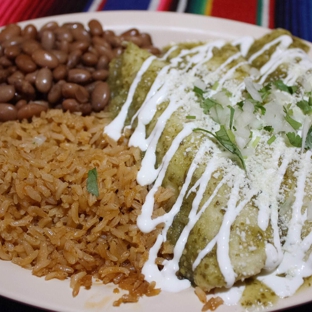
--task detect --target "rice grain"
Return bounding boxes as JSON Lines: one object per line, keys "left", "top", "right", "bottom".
{"left": 0, "top": 109, "right": 172, "bottom": 304}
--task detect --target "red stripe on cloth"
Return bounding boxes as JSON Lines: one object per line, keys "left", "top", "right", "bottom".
{"left": 0, "top": 0, "right": 34, "bottom": 25}
{"left": 97, "top": 0, "right": 107, "bottom": 11}
{"left": 0, "top": 1, "right": 13, "bottom": 24}
{"left": 28, "top": 1, "right": 55, "bottom": 20}
{"left": 157, "top": 0, "right": 173, "bottom": 11}
{"left": 211, "top": 0, "right": 258, "bottom": 24}
{"left": 21, "top": 0, "right": 43, "bottom": 21}
{"left": 0, "top": 0, "right": 24, "bottom": 25}
{"left": 269, "top": 0, "right": 275, "bottom": 28}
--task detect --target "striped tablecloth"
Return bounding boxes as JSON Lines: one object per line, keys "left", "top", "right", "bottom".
{"left": 0, "top": 0, "right": 311, "bottom": 42}
{"left": 0, "top": 1, "right": 311, "bottom": 311}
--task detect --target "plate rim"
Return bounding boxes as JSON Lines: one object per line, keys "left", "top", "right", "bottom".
{"left": 0, "top": 10, "right": 311, "bottom": 312}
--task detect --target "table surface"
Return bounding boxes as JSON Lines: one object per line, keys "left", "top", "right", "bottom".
{"left": 0, "top": 293, "right": 312, "bottom": 312}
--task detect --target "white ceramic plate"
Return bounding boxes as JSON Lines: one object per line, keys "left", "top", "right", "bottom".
{"left": 1, "top": 10, "right": 312, "bottom": 312}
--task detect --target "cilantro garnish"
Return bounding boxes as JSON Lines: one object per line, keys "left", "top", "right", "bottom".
{"left": 186, "top": 115, "right": 196, "bottom": 119}
{"left": 193, "top": 86, "right": 219, "bottom": 114}
{"left": 193, "top": 86, "right": 205, "bottom": 96}
{"left": 267, "top": 135, "right": 276, "bottom": 145}
{"left": 228, "top": 106, "right": 235, "bottom": 130}
{"left": 87, "top": 168, "right": 99, "bottom": 197}
{"left": 222, "top": 88, "right": 232, "bottom": 97}
{"left": 194, "top": 125, "right": 246, "bottom": 171}
{"left": 212, "top": 81, "right": 219, "bottom": 90}
{"left": 263, "top": 125, "right": 273, "bottom": 133}
{"left": 237, "top": 101, "right": 244, "bottom": 110}
{"left": 246, "top": 98, "right": 266, "bottom": 115}
{"left": 253, "top": 101, "right": 266, "bottom": 115}
{"left": 297, "top": 97, "right": 312, "bottom": 115}
{"left": 304, "top": 126, "right": 312, "bottom": 150}
{"left": 259, "top": 83, "right": 272, "bottom": 101}
{"left": 274, "top": 80, "right": 298, "bottom": 94}
{"left": 284, "top": 107, "right": 302, "bottom": 130}
{"left": 286, "top": 132, "right": 302, "bottom": 147}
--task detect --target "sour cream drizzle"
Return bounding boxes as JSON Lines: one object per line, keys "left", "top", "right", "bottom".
{"left": 104, "top": 55, "right": 156, "bottom": 140}
{"left": 105, "top": 33, "right": 312, "bottom": 305}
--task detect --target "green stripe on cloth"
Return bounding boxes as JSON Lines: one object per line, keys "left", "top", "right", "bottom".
{"left": 256, "top": 0, "right": 263, "bottom": 25}
{"left": 186, "top": 0, "right": 206, "bottom": 14}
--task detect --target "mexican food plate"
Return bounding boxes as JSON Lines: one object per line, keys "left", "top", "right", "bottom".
{"left": 1, "top": 10, "right": 312, "bottom": 312}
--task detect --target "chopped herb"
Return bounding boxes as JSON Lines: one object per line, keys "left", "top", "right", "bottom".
{"left": 286, "top": 132, "right": 302, "bottom": 147}
{"left": 228, "top": 106, "right": 235, "bottom": 130}
{"left": 267, "top": 135, "right": 276, "bottom": 145}
{"left": 212, "top": 81, "right": 219, "bottom": 90}
{"left": 193, "top": 86, "right": 205, "bottom": 96}
{"left": 193, "top": 86, "right": 219, "bottom": 114}
{"left": 87, "top": 168, "right": 99, "bottom": 197}
{"left": 259, "top": 83, "right": 272, "bottom": 100}
{"left": 274, "top": 80, "right": 298, "bottom": 94}
{"left": 237, "top": 101, "right": 244, "bottom": 109}
{"left": 222, "top": 88, "right": 232, "bottom": 97}
{"left": 284, "top": 107, "right": 302, "bottom": 130}
{"left": 305, "top": 125, "right": 312, "bottom": 150}
{"left": 246, "top": 96, "right": 266, "bottom": 115}
{"left": 186, "top": 115, "right": 196, "bottom": 119}
{"left": 297, "top": 98, "right": 312, "bottom": 115}
{"left": 263, "top": 125, "right": 274, "bottom": 133}
{"left": 253, "top": 101, "right": 266, "bottom": 115}
{"left": 252, "top": 136, "right": 261, "bottom": 148}
{"left": 194, "top": 125, "right": 246, "bottom": 171}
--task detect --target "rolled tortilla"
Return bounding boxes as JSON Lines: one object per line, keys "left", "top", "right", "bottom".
{"left": 105, "top": 30, "right": 312, "bottom": 296}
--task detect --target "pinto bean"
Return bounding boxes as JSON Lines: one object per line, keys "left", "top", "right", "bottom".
{"left": 2, "top": 36, "right": 24, "bottom": 48}
{"left": 13, "top": 79, "right": 35, "bottom": 100}
{"left": 25, "top": 70, "right": 38, "bottom": 85}
{"left": 0, "top": 103, "right": 17, "bottom": 121}
{"left": 41, "top": 30, "right": 55, "bottom": 51}
{"left": 35, "top": 68, "right": 53, "bottom": 93}
{"left": 22, "top": 24, "right": 38, "bottom": 39}
{"left": 82, "top": 52, "right": 98, "bottom": 66}
{"left": 22, "top": 39, "right": 41, "bottom": 55}
{"left": 67, "top": 50, "right": 81, "bottom": 69}
{"left": 15, "top": 99, "right": 27, "bottom": 110}
{"left": 0, "top": 18, "right": 161, "bottom": 120}
{"left": 48, "top": 81, "right": 64, "bottom": 104}
{"left": 0, "top": 69, "right": 10, "bottom": 83}
{"left": 88, "top": 19, "right": 103, "bottom": 36}
{"left": 75, "top": 85, "right": 89, "bottom": 103}
{"left": 51, "top": 50, "right": 68, "bottom": 64}
{"left": 62, "top": 82, "right": 79, "bottom": 98}
{"left": 17, "top": 102, "right": 48, "bottom": 120}
{"left": 4, "top": 45, "right": 21, "bottom": 59}
{"left": 92, "top": 69, "right": 108, "bottom": 81}
{"left": 15, "top": 54, "right": 37, "bottom": 72}
{"left": 96, "top": 55, "right": 109, "bottom": 70}
{"left": 0, "top": 24, "right": 21, "bottom": 42}
{"left": 53, "top": 64, "right": 67, "bottom": 81}
{"left": 0, "top": 85, "right": 15, "bottom": 102}
{"left": 7, "top": 71, "right": 24, "bottom": 84}
{"left": 67, "top": 69, "right": 91, "bottom": 84}
{"left": 91, "top": 82, "right": 110, "bottom": 112}
{"left": 31, "top": 49, "right": 59, "bottom": 68}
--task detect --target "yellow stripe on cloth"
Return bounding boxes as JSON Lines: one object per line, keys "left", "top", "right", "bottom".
{"left": 205, "top": 0, "right": 213, "bottom": 16}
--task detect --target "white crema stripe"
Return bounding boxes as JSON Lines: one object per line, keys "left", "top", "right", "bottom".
{"left": 104, "top": 55, "right": 156, "bottom": 141}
